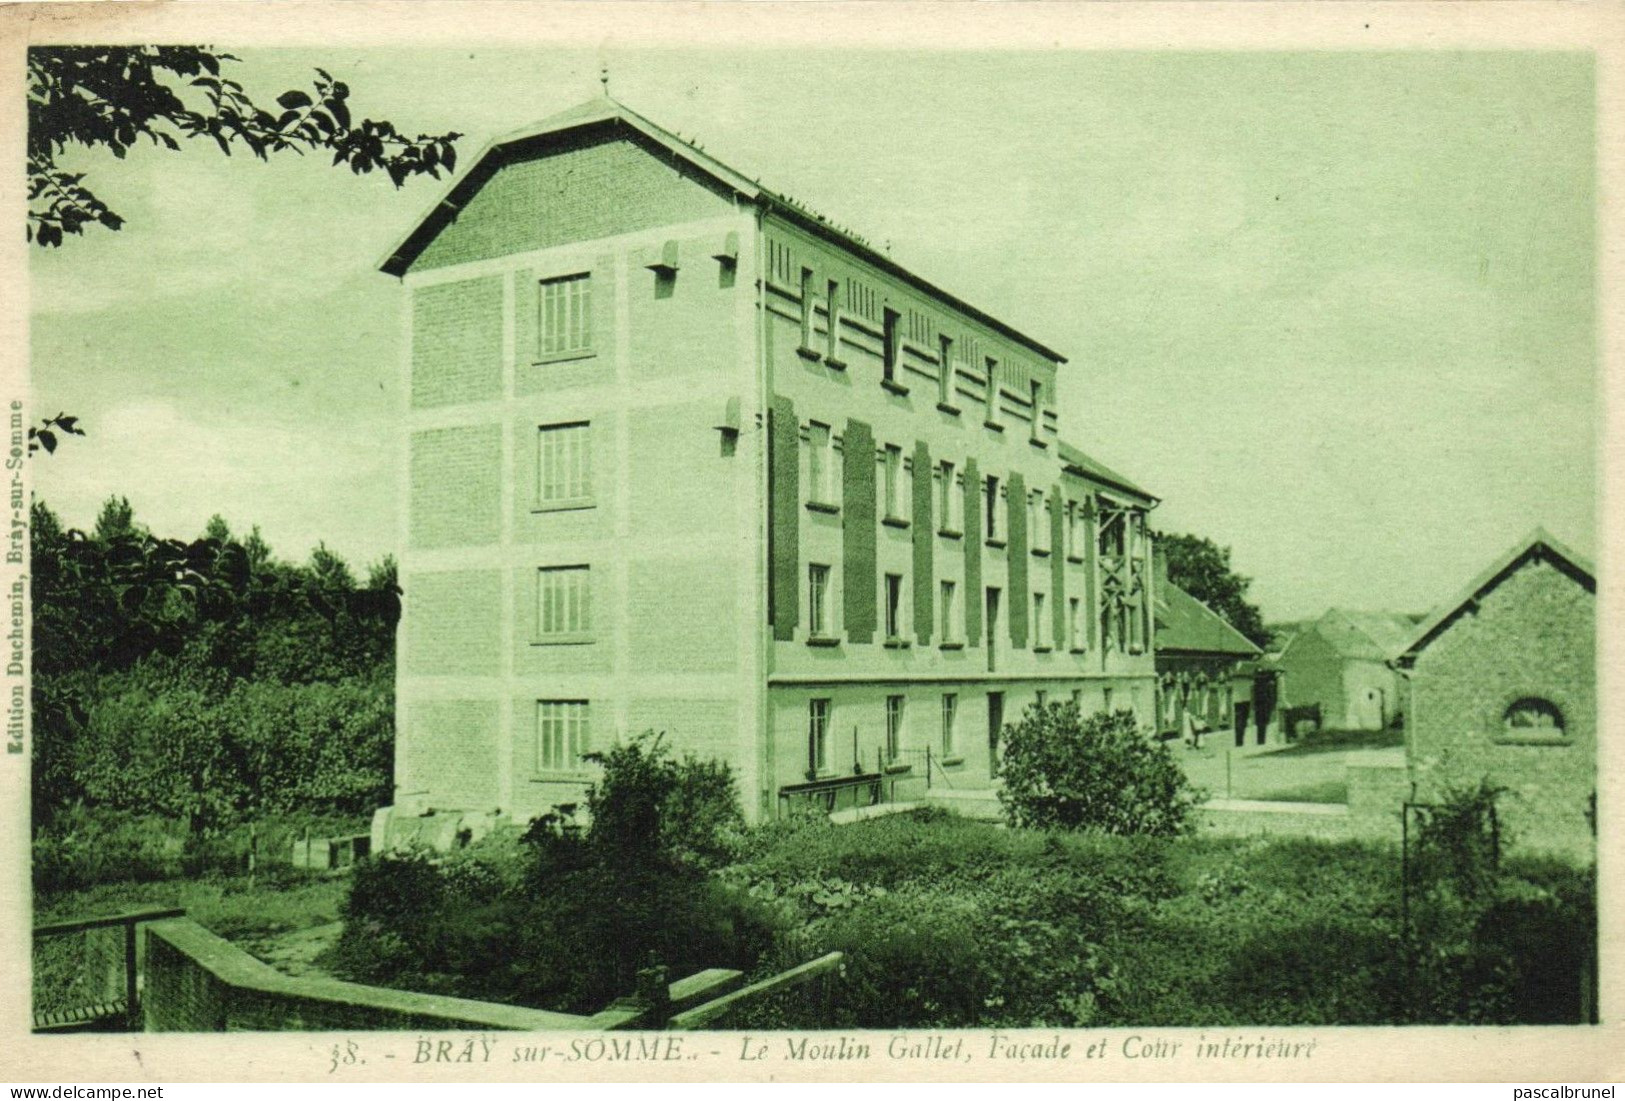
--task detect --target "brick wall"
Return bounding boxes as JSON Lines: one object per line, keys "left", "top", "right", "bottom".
{"left": 398, "top": 699, "right": 501, "bottom": 812}
{"left": 402, "top": 569, "right": 502, "bottom": 675}
{"left": 411, "top": 277, "right": 503, "bottom": 408}
{"left": 409, "top": 424, "right": 501, "bottom": 548}
{"left": 1409, "top": 557, "right": 1595, "bottom": 861}
{"left": 412, "top": 134, "right": 732, "bottom": 272}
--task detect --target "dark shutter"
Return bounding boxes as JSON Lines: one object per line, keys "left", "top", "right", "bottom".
{"left": 843, "top": 419, "right": 877, "bottom": 643}
{"left": 769, "top": 396, "right": 800, "bottom": 640}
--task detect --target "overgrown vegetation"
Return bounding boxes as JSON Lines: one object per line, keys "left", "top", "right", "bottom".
{"left": 328, "top": 733, "right": 776, "bottom": 1014}
{"left": 332, "top": 744, "right": 1593, "bottom": 1026}
{"left": 1403, "top": 781, "right": 1594, "bottom": 1024}
{"left": 997, "top": 703, "right": 1200, "bottom": 835}
{"left": 32, "top": 496, "right": 398, "bottom": 891}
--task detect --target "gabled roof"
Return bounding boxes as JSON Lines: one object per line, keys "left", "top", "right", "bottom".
{"left": 1155, "top": 581, "right": 1263, "bottom": 658}
{"left": 1057, "top": 441, "right": 1157, "bottom": 504}
{"left": 1399, "top": 527, "right": 1595, "bottom": 663}
{"left": 379, "top": 95, "right": 1067, "bottom": 364}
{"left": 1279, "top": 608, "right": 1417, "bottom": 663}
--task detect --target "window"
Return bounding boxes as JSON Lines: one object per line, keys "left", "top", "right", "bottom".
{"left": 1030, "top": 379, "right": 1044, "bottom": 442}
{"left": 938, "top": 335, "right": 954, "bottom": 404}
{"left": 826, "top": 279, "right": 843, "bottom": 362}
{"left": 799, "top": 267, "right": 816, "bottom": 353}
{"left": 1103, "top": 686, "right": 1114, "bottom": 713}
{"left": 885, "top": 573, "right": 904, "bottom": 640}
{"left": 941, "top": 693, "right": 958, "bottom": 755}
{"left": 1027, "top": 495, "right": 1039, "bottom": 547}
{"left": 882, "top": 308, "right": 901, "bottom": 384}
{"left": 985, "top": 357, "right": 1000, "bottom": 424}
{"left": 537, "top": 566, "right": 591, "bottom": 638}
{"left": 885, "top": 695, "right": 905, "bottom": 761}
{"left": 1068, "top": 597, "right": 1082, "bottom": 650}
{"left": 985, "top": 476, "right": 1000, "bottom": 540}
{"left": 938, "top": 461, "right": 959, "bottom": 531}
{"left": 939, "top": 580, "right": 958, "bottom": 643}
{"left": 536, "top": 422, "right": 592, "bottom": 505}
{"left": 537, "top": 700, "right": 590, "bottom": 772}
{"left": 1071, "top": 688, "right": 1083, "bottom": 710}
{"left": 884, "top": 445, "right": 904, "bottom": 519}
{"left": 1067, "top": 502, "right": 1084, "bottom": 559}
{"left": 539, "top": 273, "right": 592, "bottom": 358}
{"left": 1033, "top": 592, "right": 1048, "bottom": 648}
{"left": 808, "top": 564, "right": 831, "bottom": 638}
{"left": 808, "top": 698, "right": 830, "bottom": 773}
{"left": 1501, "top": 698, "right": 1567, "bottom": 742}
{"left": 1036, "top": 689, "right": 1048, "bottom": 708}
{"left": 807, "top": 422, "right": 833, "bottom": 505}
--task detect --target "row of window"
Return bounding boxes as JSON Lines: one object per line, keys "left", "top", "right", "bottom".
{"left": 806, "top": 688, "right": 1091, "bottom": 775}
{"left": 809, "top": 563, "right": 1088, "bottom": 651}
{"left": 795, "top": 269, "right": 1048, "bottom": 442}
{"left": 807, "top": 427, "right": 1096, "bottom": 556}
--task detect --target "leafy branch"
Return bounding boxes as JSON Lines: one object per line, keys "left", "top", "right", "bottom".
{"left": 28, "top": 46, "right": 462, "bottom": 247}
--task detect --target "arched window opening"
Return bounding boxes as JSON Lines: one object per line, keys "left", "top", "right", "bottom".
{"left": 1503, "top": 698, "right": 1564, "bottom": 735}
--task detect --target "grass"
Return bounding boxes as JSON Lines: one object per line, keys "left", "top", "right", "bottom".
{"left": 1251, "top": 780, "right": 1349, "bottom": 804}
{"left": 34, "top": 866, "right": 350, "bottom": 941}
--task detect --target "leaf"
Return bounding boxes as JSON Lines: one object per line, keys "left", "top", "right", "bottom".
{"left": 36, "top": 430, "right": 56, "bottom": 454}
{"left": 276, "top": 89, "right": 312, "bottom": 111}
{"left": 330, "top": 97, "right": 350, "bottom": 131}
{"left": 157, "top": 132, "right": 180, "bottom": 151}
{"left": 56, "top": 416, "right": 81, "bottom": 434}
{"left": 97, "top": 211, "right": 123, "bottom": 230}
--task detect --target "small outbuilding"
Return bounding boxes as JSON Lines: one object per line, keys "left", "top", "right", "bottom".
{"left": 1154, "top": 578, "right": 1264, "bottom": 745}
{"left": 1275, "top": 608, "right": 1417, "bottom": 732}
{"left": 1397, "top": 528, "right": 1595, "bottom": 862}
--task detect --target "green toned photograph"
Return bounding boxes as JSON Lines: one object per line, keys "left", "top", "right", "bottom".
{"left": 23, "top": 41, "right": 1597, "bottom": 1043}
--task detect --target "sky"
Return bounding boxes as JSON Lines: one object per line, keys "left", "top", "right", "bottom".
{"left": 29, "top": 47, "right": 1596, "bottom": 621}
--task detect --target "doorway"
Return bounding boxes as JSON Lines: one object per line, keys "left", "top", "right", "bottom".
{"left": 987, "top": 691, "right": 1004, "bottom": 777}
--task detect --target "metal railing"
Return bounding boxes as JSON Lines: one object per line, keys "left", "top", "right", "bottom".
{"left": 33, "top": 906, "right": 186, "bottom": 1032}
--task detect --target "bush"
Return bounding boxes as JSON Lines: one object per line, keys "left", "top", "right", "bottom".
{"left": 332, "top": 735, "right": 778, "bottom": 1014}
{"left": 998, "top": 703, "right": 1200, "bottom": 836}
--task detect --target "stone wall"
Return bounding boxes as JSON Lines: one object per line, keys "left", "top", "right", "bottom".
{"left": 1408, "top": 557, "right": 1595, "bottom": 862}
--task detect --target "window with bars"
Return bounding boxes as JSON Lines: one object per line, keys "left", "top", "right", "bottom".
{"left": 809, "top": 698, "right": 830, "bottom": 773}
{"left": 536, "top": 422, "right": 592, "bottom": 505}
{"left": 938, "top": 335, "right": 955, "bottom": 405}
{"left": 942, "top": 693, "right": 958, "bottom": 755}
{"left": 938, "top": 461, "right": 958, "bottom": 532}
{"left": 539, "top": 274, "right": 592, "bottom": 358}
{"left": 1068, "top": 597, "right": 1082, "bottom": 651}
{"left": 1033, "top": 591, "right": 1048, "bottom": 648}
{"left": 537, "top": 566, "right": 591, "bottom": 639}
{"left": 537, "top": 700, "right": 590, "bottom": 772}
{"left": 885, "top": 695, "right": 905, "bottom": 761}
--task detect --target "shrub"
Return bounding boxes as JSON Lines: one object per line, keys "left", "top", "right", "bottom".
{"left": 333, "top": 736, "right": 777, "bottom": 1014}
{"left": 998, "top": 703, "right": 1200, "bottom": 836}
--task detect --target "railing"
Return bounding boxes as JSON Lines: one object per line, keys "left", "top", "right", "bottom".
{"left": 777, "top": 771, "right": 883, "bottom": 818}
{"left": 33, "top": 907, "right": 186, "bottom": 1032}
{"left": 666, "top": 952, "right": 844, "bottom": 1030}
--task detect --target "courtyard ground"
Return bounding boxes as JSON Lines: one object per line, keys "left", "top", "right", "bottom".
{"left": 1174, "top": 727, "right": 1405, "bottom": 803}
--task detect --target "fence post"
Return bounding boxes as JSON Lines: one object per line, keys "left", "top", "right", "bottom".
{"left": 124, "top": 919, "right": 139, "bottom": 1031}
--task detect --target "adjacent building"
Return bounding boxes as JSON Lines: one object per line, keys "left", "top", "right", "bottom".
{"left": 1153, "top": 575, "right": 1263, "bottom": 744}
{"left": 1274, "top": 608, "right": 1417, "bottom": 732}
{"left": 373, "top": 95, "right": 1159, "bottom": 836}
{"left": 1397, "top": 529, "right": 1596, "bottom": 861}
